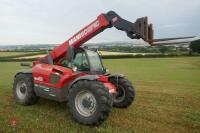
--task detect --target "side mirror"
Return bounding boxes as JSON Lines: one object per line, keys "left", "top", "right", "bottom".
{"left": 103, "top": 68, "right": 109, "bottom": 73}
{"left": 67, "top": 45, "right": 74, "bottom": 62}
{"left": 72, "top": 66, "right": 78, "bottom": 72}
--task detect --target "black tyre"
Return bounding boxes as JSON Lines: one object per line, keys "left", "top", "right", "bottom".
{"left": 109, "top": 77, "right": 135, "bottom": 108}
{"left": 67, "top": 80, "right": 112, "bottom": 125}
{"left": 13, "top": 73, "right": 39, "bottom": 105}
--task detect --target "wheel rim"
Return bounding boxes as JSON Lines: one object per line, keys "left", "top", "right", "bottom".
{"left": 75, "top": 90, "right": 96, "bottom": 117}
{"left": 114, "top": 85, "right": 126, "bottom": 103}
{"left": 16, "top": 81, "right": 27, "bottom": 100}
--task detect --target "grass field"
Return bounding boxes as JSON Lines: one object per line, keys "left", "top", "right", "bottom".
{"left": 0, "top": 57, "right": 200, "bottom": 133}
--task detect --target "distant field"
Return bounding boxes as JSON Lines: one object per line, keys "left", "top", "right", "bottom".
{"left": 98, "top": 51, "right": 157, "bottom": 55}
{"left": 15, "top": 51, "right": 136, "bottom": 59}
{"left": 0, "top": 57, "right": 200, "bottom": 132}
{"left": 0, "top": 52, "right": 31, "bottom": 57}
{"left": 0, "top": 51, "right": 159, "bottom": 60}
{"left": 0, "top": 51, "right": 44, "bottom": 60}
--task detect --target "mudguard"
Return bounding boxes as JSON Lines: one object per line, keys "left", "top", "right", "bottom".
{"left": 68, "top": 74, "right": 119, "bottom": 94}
{"left": 68, "top": 74, "right": 124, "bottom": 89}
{"left": 14, "top": 69, "right": 32, "bottom": 78}
{"left": 68, "top": 75, "right": 99, "bottom": 89}
{"left": 108, "top": 74, "right": 124, "bottom": 80}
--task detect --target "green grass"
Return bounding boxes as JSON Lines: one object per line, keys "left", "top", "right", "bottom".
{"left": 0, "top": 57, "right": 200, "bottom": 133}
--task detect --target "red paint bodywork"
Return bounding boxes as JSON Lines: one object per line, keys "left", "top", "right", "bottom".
{"left": 32, "top": 13, "right": 116, "bottom": 96}
{"left": 32, "top": 64, "right": 116, "bottom": 93}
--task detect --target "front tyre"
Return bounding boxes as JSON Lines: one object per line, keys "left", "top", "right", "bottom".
{"left": 68, "top": 80, "right": 112, "bottom": 125}
{"left": 13, "top": 73, "right": 39, "bottom": 105}
{"left": 110, "top": 77, "right": 135, "bottom": 108}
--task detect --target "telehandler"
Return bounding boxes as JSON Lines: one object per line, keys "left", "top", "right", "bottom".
{"left": 13, "top": 11, "right": 156, "bottom": 125}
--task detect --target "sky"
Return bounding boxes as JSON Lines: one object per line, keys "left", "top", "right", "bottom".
{"left": 0, "top": 0, "right": 200, "bottom": 45}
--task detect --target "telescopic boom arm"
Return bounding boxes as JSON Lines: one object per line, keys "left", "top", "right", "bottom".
{"left": 37, "top": 11, "right": 196, "bottom": 64}
{"left": 40, "top": 11, "right": 153, "bottom": 63}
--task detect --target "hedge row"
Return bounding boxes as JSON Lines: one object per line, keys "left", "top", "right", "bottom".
{"left": 102, "top": 53, "right": 200, "bottom": 59}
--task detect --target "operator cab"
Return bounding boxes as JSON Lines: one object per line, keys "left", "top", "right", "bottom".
{"left": 61, "top": 48, "right": 105, "bottom": 74}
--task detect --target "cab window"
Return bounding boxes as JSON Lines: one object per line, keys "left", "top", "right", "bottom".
{"left": 73, "top": 52, "right": 90, "bottom": 71}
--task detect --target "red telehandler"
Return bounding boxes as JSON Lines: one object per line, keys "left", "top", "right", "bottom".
{"left": 12, "top": 11, "right": 188, "bottom": 125}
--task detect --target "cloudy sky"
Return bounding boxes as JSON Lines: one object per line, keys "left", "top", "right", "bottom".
{"left": 0, "top": 0, "right": 199, "bottom": 45}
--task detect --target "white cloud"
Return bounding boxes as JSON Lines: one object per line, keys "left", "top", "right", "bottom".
{"left": 0, "top": 0, "right": 199, "bottom": 45}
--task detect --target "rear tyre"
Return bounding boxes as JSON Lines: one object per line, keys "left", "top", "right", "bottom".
{"left": 109, "top": 77, "right": 135, "bottom": 108}
{"left": 68, "top": 80, "right": 112, "bottom": 125}
{"left": 13, "top": 73, "right": 39, "bottom": 105}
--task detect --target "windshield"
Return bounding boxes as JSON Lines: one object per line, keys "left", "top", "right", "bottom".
{"left": 86, "top": 50, "right": 104, "bottom": 72}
